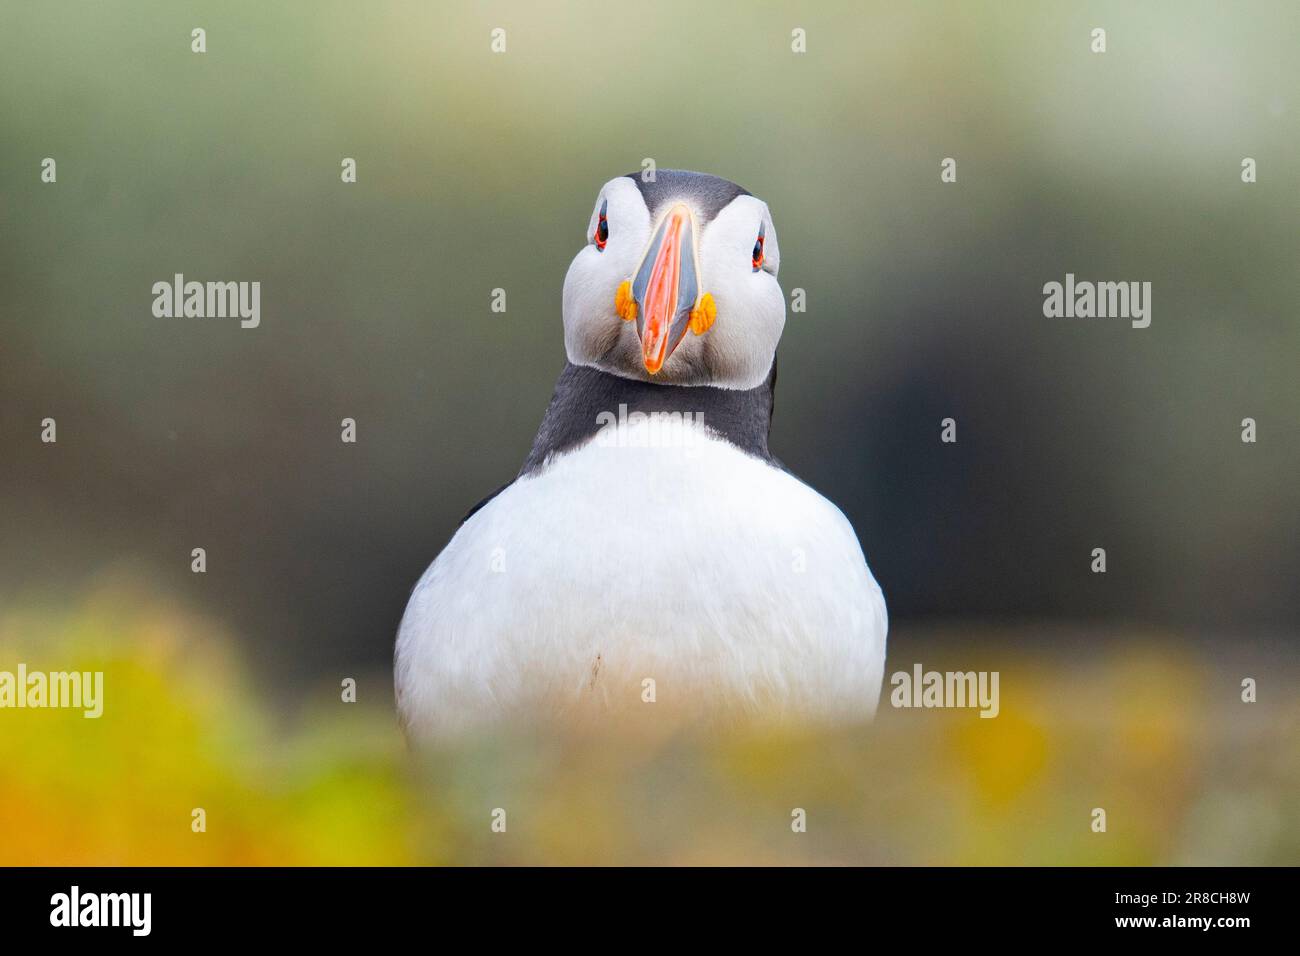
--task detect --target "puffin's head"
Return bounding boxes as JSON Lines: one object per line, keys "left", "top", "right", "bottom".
{"left": 562, "top": 170, "right": 784, "bottom": 390}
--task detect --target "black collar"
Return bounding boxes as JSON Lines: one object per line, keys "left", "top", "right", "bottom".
{"left": 520, "top": 360, "right": 779, "bottom": 478}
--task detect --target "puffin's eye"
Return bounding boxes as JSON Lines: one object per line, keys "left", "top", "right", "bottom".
{"left": 751, "top": 226, "right": 765, "bottom": 271}
{"left": 593, "top": 200, "right": 609, "bottom": 251}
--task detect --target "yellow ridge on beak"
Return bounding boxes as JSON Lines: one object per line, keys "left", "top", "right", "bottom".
{"left": 689, "top": 292, "right": 716, "bottom": 335}
{"left": 615, "top": 280, "right": 637, "bottom": 321}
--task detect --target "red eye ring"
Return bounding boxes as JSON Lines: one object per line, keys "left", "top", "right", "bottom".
{"left": 751, "top": 234, "right": 765, "bottom": 271}
{"left": 593, "top": 199, "right": 609, "bottom": 251}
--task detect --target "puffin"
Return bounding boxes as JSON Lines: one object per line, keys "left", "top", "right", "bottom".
{"left": 395, "top": 170, "right": 886, "bottom": 741}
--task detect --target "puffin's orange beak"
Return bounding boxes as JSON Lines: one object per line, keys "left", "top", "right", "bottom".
{"left": 631, "top": 204, "right": 700, "bottom": 375}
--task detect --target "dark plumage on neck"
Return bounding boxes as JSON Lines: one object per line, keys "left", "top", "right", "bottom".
{"left": 520, "top": 360, "right": 779, "bottom": 478}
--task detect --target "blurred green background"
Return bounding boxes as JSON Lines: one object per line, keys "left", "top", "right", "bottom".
{"left": 1, "top": 1, "right": 1297, "bottom": 864}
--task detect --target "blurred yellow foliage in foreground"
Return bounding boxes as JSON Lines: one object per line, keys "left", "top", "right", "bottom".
{"left": 1, "top": 578, "right": 1296, "bottom": 865}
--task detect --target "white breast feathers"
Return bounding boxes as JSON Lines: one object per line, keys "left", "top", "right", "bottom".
{"left": 395, "top": 416, "right": 886, "bottom": 741}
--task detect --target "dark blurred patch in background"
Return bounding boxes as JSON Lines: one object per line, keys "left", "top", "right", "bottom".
{"left": 2, "top": 1, "right": 1297, "bottom": 698}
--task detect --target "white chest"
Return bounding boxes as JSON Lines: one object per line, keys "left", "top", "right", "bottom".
{"left": 395, "top": 419, "right": 886, "bottom": 740}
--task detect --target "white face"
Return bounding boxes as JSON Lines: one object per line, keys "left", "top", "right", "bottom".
{"left": 562, "top": 176, "right": 785, "bottom": 390}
